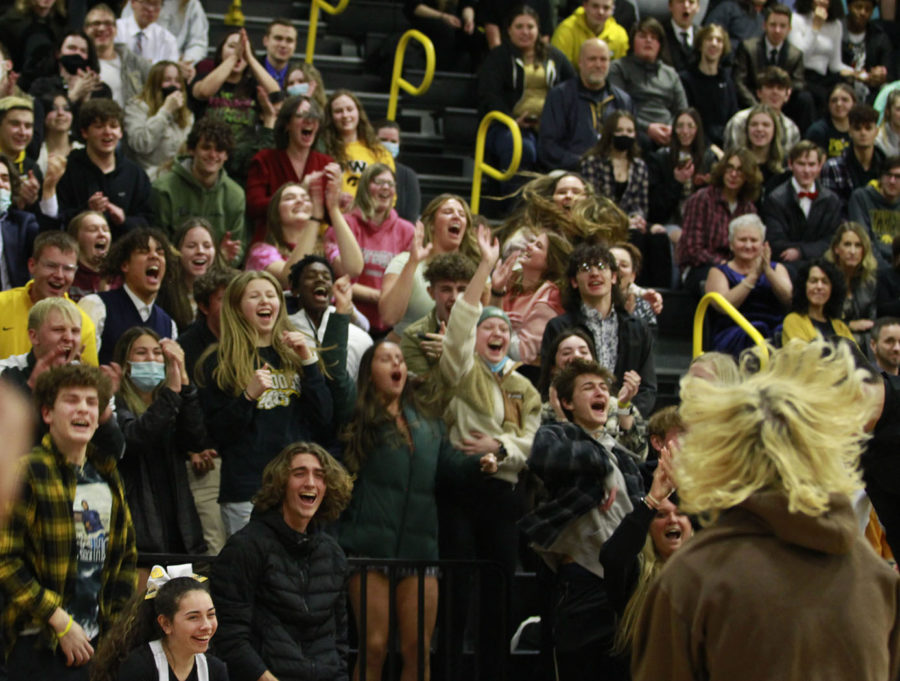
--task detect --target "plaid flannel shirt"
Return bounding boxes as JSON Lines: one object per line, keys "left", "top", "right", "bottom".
{"left": 0, "top": 434, "right": 137, "bottom": 653}
{"left": 580, "top": 155, "right": 650, "bottom": 218}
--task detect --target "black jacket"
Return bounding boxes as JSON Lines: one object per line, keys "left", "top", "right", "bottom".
{"left": 733, "top": 36, "right": 805, "bottom": 108}
{"left": 477, "top": 41, "right": 576, "bottom": 118}
{"left": 116, "top": 384, "right": 208, "bottom": 554}
{"left": 56, "top": 147, "right": 153, "bottom": 237}
{"left": 541, "top": 307, "right": 657, "bottom": 416}
{"left": 759, "top": 178, "right": 842, "bottom": 262}
{"left": 211, "top": 508, "right": 349, "bottom": 681}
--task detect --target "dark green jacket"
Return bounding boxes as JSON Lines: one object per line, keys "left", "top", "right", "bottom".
{"left": 339, "top": 405, "right": 480, "bottom": 560}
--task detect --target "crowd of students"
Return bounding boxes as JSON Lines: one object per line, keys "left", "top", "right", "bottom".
{"left": 2, "top": 0, "right": 900, "bottom": 679}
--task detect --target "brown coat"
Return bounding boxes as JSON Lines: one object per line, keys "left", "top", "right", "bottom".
{"left": 632, "top": 491, "right": 900, "bottom": 681}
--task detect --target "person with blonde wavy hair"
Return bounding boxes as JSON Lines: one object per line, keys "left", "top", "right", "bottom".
{"left": 632, "top": 339, "right": 900, "bottom": 681}
{"left": 197, "top": 270, "right": 333, "bottom": 535}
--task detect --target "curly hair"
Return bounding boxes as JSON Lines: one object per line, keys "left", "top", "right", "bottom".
{"left": 252, "top": 441, "right": 353, "bottom": 522}
{"left": 562, "top": 241, "right": 624, "bottom": 311}
{"left": 187, "top": 115, "right": 234, "bottom": 154}
{"left": 675, "top": 339, "right": 874, "bottom": 521}
{"left": 791, "top": 258, "right": 846, "bottom": 320}
{"left": 34, "top": 364, "right": 112, "bottom": 414}
{"left": 423, "top": 252, "right": 477, "bottom": 285}
{"left": 552, "top": 357, "right": 616, "bottom": 422}
{"left": 101, "top": 227, "right": 173, "bottom": 279}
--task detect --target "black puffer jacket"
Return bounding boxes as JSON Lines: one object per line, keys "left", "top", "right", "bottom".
{"left": 211, "top": 508, "right": 349, "bottom": 681}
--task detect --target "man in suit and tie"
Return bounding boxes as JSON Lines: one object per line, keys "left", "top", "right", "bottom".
{"left": 760, "top": 140, "right": 843, "bottom": 277}
{"left": 733, "top": 4, "right": 814, "bottom": 132}
{"left": 660, "top": 0, "right": 701, "bottom": 73}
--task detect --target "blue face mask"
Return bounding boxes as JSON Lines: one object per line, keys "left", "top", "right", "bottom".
{"left": 0, "top": 187, "right": 10, "bottom": 213}
{"left": 381, "top": 140, "right": 400, "bottom": 159}
{"left": 129, "top": 361, "right": 166, "bottom": 392}
{"left": 287, "top": 82, "right": 309, "bottom": 96}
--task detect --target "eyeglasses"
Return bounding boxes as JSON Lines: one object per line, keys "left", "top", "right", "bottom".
{"left": 577, "top": 260, "right": 608, "bottom": 273}
{"left": 724, "top": 164, "right": 744, "bottom": 175}
{"left": 372, "top": 179, "right": 396, "bottom": 188}
{"left": 884, "top": 172, "right": 900, "bottom": 181}
{"left": 38, "top": 260, "right": 77, "bottom": 274}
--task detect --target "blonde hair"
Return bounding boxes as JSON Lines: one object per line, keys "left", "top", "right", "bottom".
{"left": 614, "top": 536, "right": 665, "bottom": 654}
{"left": 205, "top": 271, "right": 304, "bottom": 395}
{"left": 675, "top": 339, "right": 876, "bottom": 521}
{"left": 824, "top": 220, "right": 878, "bottom": 287}
{"left": 27, "top": 297, "right": 80, "bottom": 331}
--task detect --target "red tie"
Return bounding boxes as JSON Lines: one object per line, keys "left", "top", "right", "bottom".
{"left": 797, "top": 190, "right": 818, "bottom": 200}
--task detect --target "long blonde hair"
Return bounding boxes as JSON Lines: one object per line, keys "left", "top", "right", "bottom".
{"left": 824, "top": 221, "right": 878, "bottom": 288}
{"left": 675, "top": 339, "right": 876, "bottom": 522}
{"left": 206, "top": 270, "right": 304, "bottom": 395}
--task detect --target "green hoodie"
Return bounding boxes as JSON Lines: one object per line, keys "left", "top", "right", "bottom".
{"left": 151, "top": 158, "right": 246, "bottom": 259}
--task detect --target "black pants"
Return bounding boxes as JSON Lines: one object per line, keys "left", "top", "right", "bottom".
{"left": 5, "top": 635, "right": 90, "bottom": 681}
{"left": 553, "top": 564, "right": 628, "bottom": 681}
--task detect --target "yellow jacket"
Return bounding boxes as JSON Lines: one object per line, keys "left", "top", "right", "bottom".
{"left": 781, "top": 312, "right": 855, "bottom": 345}
{"left": 0, "top": 282, "right": 99, "bottom": 365}
{"left": 551, "top": 9, "right": 629, "bottom": 65}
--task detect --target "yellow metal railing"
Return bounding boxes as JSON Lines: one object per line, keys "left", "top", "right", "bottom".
{"left": 693, "top": 292, "right": 769, "bottom": 366}
{"left": 224, "top": 0, "right": 244, "bottom": 25}
{"left": 387, "top": 30, "right": 435, "bottom": 121}
{"left": 305, "top": 0, "right": 350, "bottom": 63}
{"left": 470, "top": 112, "right": 521, "bottom": 214}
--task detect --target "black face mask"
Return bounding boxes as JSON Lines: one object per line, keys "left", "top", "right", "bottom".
{"left": 59, "top": 54, "right": 90, "bottom": 75}
{"left": 161, "top": 85, "right": 179, "bottom": 99}
{"left": 612, "top": 134, "right": 634, "bottom": 151}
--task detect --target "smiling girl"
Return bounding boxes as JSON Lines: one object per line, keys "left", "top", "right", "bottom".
{"left": 92, "top": 574, "right": 227, "bottom": 681}
{"left": 158, "top": 218, "right": 229, "bottom": 332}
{"left": 322, "top": 89, "right": 394, "bottom": 198}
{"left": 198, "top": 270, "right": 332, "bottom": 535}
{"left": 379, "top": 194, "right": 481, "bottom": 338}
{"left": 324, "top": 163, "right": 415, "bottom": 335}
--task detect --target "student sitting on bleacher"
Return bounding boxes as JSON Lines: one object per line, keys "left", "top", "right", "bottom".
{"left": 322, "top": 89, "right": 395, "bottom": 200}
{"left": 477, "top": 6, "right": 576, "bottom": 174}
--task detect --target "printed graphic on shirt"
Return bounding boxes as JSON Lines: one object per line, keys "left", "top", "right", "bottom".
{"left": 70, "top": 461, "right": 113, "bottom": 640}
{"left": 256, "top": 369, "right": 300, "bottom": 409}
{"left": 871, "top": 210, "right": 900, "bottom": 249}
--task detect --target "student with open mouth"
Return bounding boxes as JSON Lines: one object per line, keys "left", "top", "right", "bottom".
{"left": 437, "top": 222, "right": 542, "bottom": 681}
{"left": 521, "top": 357, "right": 676, "bottom": 681}
{"left": 197, "top": 270, "right": 333, "bottom": 536}
{"left": 78, "top": 227, "right": 178, "bottom": 366}
{"left": 339, "top": 338, "right": 498, "bottom": 681}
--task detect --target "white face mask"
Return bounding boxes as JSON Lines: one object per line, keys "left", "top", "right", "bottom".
{"left": 287, "top": 82, "right": 309, "bottom": 96}
{"left": 0, "top": 187, "right": 11, "bottom": 213}
{"left": 381, "top": 140, "right": 400, "bottom": 158}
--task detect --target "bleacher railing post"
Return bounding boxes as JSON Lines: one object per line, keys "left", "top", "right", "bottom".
{"left": 470, "top": 111, "right": 521, "bottom": 215}
{"left": 305, "top": 0, "right": 350, "bottom": 64}
{"left": 693, "top": 292, "right": 769, "bottom": 366}
{"left": 224, "top": 0, "right": 244, "bottom": 26}
{"left": 387, "top": 30, "right": 435, "bottom": 121}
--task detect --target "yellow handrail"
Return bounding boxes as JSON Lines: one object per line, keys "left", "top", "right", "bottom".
{"left": 305, "top": 0, "right": 350, "bottom": 64}
{"left": 224, "top": 0, "right": 244, "bottom": 25}
{"left": 693, "top": 292, "right": 769, "bottom": 366}
{"left": 387, "top": 30, "right": 435, "bottom": 120}
{"left": 470, "top": 111, "right": 521, "bottom": 214}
